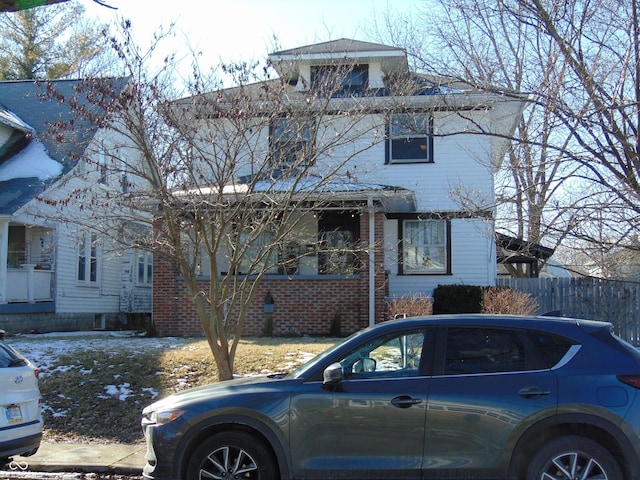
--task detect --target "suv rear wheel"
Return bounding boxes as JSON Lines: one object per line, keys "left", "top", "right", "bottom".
{"left": 526, "top": 435, "right": 622, "bottom": 480}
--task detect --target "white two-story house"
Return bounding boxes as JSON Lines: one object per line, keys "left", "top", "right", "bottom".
{"left": 0, "top": 79, "right": 152, "bottom": 333}
{"left": 152, "top": 39, "right": 526, "bottom": 337}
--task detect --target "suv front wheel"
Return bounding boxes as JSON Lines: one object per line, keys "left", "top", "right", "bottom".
{"left": 186, "top": 430, "right": 278, "bottom": 480}
{"left": 526, "top": 435, "right": 623, "bottom": 480}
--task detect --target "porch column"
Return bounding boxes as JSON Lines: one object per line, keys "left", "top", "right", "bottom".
{"left": 368, "top": 197, "right": 375, "bottom": 327}
{"left": 0, "top": 216, "right": 8, "bottom": 304}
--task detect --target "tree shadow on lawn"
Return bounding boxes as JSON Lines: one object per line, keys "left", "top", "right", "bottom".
{"left": 39, "top": 338, "right": 211, "bottom": 444}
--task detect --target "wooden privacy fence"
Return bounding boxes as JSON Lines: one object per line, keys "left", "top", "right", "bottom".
{"left": 496, "top": 277, "right": 640, "bottom": 345}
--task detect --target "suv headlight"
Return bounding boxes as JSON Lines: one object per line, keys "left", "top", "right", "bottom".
{"left": 142, "top": 408, "right": 185, "bottom": 426}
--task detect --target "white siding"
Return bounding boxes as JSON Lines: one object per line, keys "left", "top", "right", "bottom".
{"left": 53, "top": 223, "right": 121, "bottom": 314}
{"left": 11, "top": 129, "right": 149, "bottom": 317}
{"left": 194, "top": 106, "right": 504, "bottom": 218}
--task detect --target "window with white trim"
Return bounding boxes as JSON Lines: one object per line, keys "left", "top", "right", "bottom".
{"left": 77, "top": 232, "right": 98, "bottom": 283}
{"left": 98, "top": 150, "right": 108, "bottom": 185}
{"left": 137, "top": 250, "right": 153, "bottom": 285}
{"left": 402, "top": 219, "right": 448, "bottom": 274}
{"left": 387, "top": 113, "right": 433, "bottom": 163}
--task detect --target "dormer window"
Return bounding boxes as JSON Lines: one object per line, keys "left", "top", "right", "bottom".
{"left": 270, "top": 117, "right": 315, "bottom": 169}
{"left": 311, "top": 64, "right": 368, "bottom": 95}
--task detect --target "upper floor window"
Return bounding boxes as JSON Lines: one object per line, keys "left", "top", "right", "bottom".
{"left": 78, "top": 232, "right": 98, "bottom": 283}
{"left": 271, "top": 118, "right": 315, "bottom": 169}
{"left": 98, "top": 150, "right": 108, "bottom": 185}
{"left": 98, "top": 146, "right": 128, "bottom": 192}
{"left": 311, "top": 64, "right": 368, "bottom": 95}
{"left": 387, "top": 113, "right": 434, "bottom": 164}
{"left": 401, "top": 219, "right": 449, "bottom": 274}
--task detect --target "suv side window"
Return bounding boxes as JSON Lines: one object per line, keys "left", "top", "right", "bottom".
{"left": 339, "top": 331, "right": 426, "bottom": 379}
{"left": 528, "top": 331, "right": 574, "bottom": 368}
{"left": 444, "top": 327, "right": 526, "bottom": 375}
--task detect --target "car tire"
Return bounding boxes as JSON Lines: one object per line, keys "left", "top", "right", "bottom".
{"left": 186, "top": 430, "right": 277, "bottom": 480}
{"left": 526, "top": 435, "right": 623, "bottom": 480}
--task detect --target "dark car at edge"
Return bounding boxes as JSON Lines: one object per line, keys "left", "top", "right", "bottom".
{"left": 141, "top": 314, "right": 640, "bottom": 479}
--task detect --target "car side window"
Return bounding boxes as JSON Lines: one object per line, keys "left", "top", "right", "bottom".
{"left": 445, "top": 327, "right": 526, "bottom": 375}
{"left": 0, "top": 342, "right": 24, "bottom": 368}
{"left": 339, "top": 331, "right": 425, "bottom": 379}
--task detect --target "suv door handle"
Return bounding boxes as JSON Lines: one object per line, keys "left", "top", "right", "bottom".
{"left": 518, "top": 386, "right": 551, "bottom": 398}
{"left": 391, "top": 395, "right": 423, "bottom": 408}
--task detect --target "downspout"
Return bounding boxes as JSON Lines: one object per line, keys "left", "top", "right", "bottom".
{"left": 0, "top": 216, "right": 9, "bottom": 304}
{"left": 368, "top": 197, "right": 375, "bottom": 327}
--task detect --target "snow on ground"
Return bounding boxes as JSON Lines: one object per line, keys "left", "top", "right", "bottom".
{"left": 6, "top": 331, "right": 189, "bottom": 407}
{"left": 8, "top": 331, "right": 187, "bottom": 376}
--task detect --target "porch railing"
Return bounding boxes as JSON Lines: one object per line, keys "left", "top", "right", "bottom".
{"left": 6, "top": 264, "right": 53, "bottom": 303}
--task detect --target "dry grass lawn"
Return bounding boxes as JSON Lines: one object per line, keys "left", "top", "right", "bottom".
{"left": 40, "top": 336, "right": 335, "bottom": 444}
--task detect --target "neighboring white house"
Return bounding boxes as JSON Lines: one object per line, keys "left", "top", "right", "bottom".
{"left": 153, "top": 39, "right": 527, "bottom": 337}
{"left": 0, "top": 79, "right": 151, "bottom": 333}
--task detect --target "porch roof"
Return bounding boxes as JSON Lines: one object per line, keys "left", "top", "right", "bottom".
{"left": 174, "top": 175, "right": 417, "bottom": 213}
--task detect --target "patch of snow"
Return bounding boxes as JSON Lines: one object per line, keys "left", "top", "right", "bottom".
{"left": 0, "top": 141, "right": 63, "bottom": 181}
{"left": 104, "top": 383, "right": 132, "bottom": 401}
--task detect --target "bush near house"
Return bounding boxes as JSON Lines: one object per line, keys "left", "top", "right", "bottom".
{"left": 397, "top": 285, "right": 538, "bottom": 317}
{"left": 481, "top": 287, "right": 538, "bottom": 315}
{"left": 386, "top": 293, "right": 433, "bottom": 319}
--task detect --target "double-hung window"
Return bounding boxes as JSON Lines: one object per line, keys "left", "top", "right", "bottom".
{"left": 402, "top": 219, "right": 448, "bottom": 274}
{"left": 78, "top": 232, "right": 98, "bottom": 283}
{"left": 271, "top": 118, "right": 314, "bottom": 169}
{"left": 387, "top": 113, "right": 433, "bottom": 163}
{"left": 98, "top": 149, "right": 109, "bottom": 185}
{"left": 137, "top": 250, "right": 153, "bottom": 285}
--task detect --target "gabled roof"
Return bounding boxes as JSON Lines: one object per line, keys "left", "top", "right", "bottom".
{"left": 0, "top": 77, "right": 129, "bottom": 215}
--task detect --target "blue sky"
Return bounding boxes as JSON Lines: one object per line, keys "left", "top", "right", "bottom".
{"left": 84, "top": 0, "right": 423, "bottom": 67}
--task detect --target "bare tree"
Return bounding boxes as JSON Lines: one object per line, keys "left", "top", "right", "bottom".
{"left": 510, "top": 0, "right": 640, "bottom": 255}
{"left": 35, "top": 24, "right": 441, "bottom": 380}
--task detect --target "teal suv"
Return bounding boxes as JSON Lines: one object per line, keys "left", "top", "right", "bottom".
{"left": 142, "top": 314, "right": 640, "bottom": 480}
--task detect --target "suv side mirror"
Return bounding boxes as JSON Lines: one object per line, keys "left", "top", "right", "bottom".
{"left": 323, "top": 362, "right": 343, "bottom": 390}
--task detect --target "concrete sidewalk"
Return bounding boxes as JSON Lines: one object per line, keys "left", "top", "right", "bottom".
{"left": 2, "top": 443, "right": 145, "bottom": 477}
